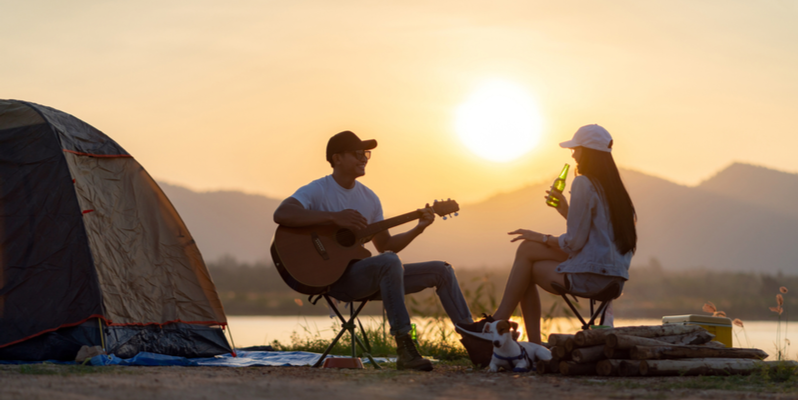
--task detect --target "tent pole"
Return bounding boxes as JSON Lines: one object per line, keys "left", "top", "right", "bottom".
{"left": 225, "top": 324, "right": 238, "bottom": 357}
{"left": 98, "top": 317, "right": 107, "bottom": 353}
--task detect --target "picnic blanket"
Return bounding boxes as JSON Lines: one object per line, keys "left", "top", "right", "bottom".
{"left": 0, "top": 351, "right": 390, "bottom": 367}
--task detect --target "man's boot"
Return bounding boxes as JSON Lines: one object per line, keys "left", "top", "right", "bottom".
{"left": 395, "top": 333, "right": 433, "bottom": 371}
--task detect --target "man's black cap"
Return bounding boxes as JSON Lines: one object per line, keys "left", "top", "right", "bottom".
{"left": 326, "top": 131, "right": 378, "bottom": 162}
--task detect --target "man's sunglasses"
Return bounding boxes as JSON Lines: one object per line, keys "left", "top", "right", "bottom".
{"left": 348, "top": 150, "right": 371, "bottom": 160}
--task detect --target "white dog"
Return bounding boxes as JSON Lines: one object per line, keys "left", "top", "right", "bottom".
{"left": 457, "top": 320, "right": 551, "bottom": 372}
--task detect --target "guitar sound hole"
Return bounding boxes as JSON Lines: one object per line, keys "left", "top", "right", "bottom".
{"left": 335, "top": 229, "right": 356, "bottom": 247}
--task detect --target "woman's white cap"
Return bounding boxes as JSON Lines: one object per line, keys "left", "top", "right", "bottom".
{"left": 559, "top": 124, "right": 613, "bottom": 152}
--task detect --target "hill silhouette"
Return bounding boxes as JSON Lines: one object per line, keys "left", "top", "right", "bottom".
{"left": 159, "top": 163, "right": 797, "bottom": 274}
{"left": 697, "top": 162, "right": 797, "bottom": 217}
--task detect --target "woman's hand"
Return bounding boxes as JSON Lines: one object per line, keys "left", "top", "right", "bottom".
{"left": 545, "top": 187, "right": 569, "bottom": 219}
{"left": 508, "top": 229, "right": 546, "bottom": 243}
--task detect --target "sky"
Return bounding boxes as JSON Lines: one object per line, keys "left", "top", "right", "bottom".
{"left": 2, "top": 0, "right": 797, "bottom": 214}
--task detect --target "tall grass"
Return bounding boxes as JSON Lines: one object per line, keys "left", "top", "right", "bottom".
{"left": 771, "top": 286, "right": 791, "bottom": 361}
{"left": 271, "top": 270, "right": 582, "bottom": 358}
{"left": 269, "top": 316, "right": 469, "bottom": 361}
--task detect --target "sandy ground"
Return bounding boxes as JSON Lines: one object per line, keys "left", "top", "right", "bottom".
{"left": 0, "top": 364, "right": 795, "bottom": 400}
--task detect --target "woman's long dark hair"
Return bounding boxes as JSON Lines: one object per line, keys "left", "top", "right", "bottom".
{"left": 576, "top": 147, "right": 637, "bottom": 255}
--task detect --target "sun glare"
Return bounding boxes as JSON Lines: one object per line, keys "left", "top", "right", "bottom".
{"left": 455, "top": 80, "right": 542, "bottom": 163}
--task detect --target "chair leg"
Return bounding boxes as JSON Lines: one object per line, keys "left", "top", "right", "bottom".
{"left": 584, "top": 300, "right": 611, "bottom": 328}
{"left": 561, "top": 294, "right": 590, "bottom": 330}
{"left": 357, "top": 318, "right": 372, "bottom": 353}
{"left": 312, "top": 321, "right": 352, "bottom": 367}
{"left": 312, "top": 296, "right": 381, "bottom": 369}
{"left": 350, "top": 303, "right": 356, "bottom": 358}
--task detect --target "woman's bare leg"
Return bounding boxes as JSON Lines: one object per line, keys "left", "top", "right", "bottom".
{"left": 493, "top": 241, "right": 567, "bottom": 343}
{"left": 518, "top": 260, "right": 565, "bottom": 343}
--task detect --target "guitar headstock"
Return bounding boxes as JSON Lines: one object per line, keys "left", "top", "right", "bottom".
{"left": 432, "top": 198, "right": 459, "bottom": 220}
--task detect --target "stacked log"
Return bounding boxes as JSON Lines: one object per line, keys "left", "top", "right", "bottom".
{"left": 537, "top": 325, "right": 779, "bottom": 377}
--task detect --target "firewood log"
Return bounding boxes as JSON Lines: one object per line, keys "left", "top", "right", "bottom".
{"left": 547, "top": 333, "right": 574, "bottom": 348}
{"left": 559, "top": 361, "right": 598, "bottom": 376}
{"left": 536, "top": 359, "right": 553, "bottom": 374}
{"left": 550, "top": 345, "right": 567, "bottom": 360}
{"left": 596, "top": 359, "right": 620, "bottom": 376}
{"left": 619, "top": 360, "right": 641, "bottom": 376}
{"left": 549, "top": 357, "right": 561, "bottom": 373}
{"left": 602, "top": 347, "right": 632, "bottom": 360}
{"left": 571, "top": 345, "right": 606, "bottom": 364}
{"left": 639, "top": 358, "right": 770, "bottom": 376}
{"left": 574, "top": 325, "right": 703, "bottom": 347}
{"left": 629, "top": 345, "right": 768, "bottom": 361}
{"left": 652, "top": 330, "right": 714, "bottom": 345}
{"left": 605, "top": 334, "right": 672, "bottom": 350}
{"left": 564, "top": 338, "right": 576, "bottom": 353}
{"left": 596, "top": 359, "right": 640, "bottom": 376}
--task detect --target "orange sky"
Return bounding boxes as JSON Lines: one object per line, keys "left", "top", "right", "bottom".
{"left": 3, "top": 1, "right": 797, "bottom": 214}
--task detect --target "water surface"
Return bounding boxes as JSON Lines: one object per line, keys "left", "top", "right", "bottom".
{"left": 225, "top": 315, "right": 797, "bottom": 360}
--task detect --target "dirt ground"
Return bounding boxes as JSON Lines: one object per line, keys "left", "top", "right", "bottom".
{"left": 0, "top": 363, "right": 795, "bottom": 400}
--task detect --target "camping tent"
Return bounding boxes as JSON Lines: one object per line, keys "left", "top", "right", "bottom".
{"left": 0, "top": 100, "right": 232, "bottom": 361}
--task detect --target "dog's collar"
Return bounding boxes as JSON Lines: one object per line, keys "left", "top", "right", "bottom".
{"left": 492, "top": 344, "right": 529, "bottom": 362}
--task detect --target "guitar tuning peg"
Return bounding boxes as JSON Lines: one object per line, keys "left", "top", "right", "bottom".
{"left": 454, "top": 212, "right": 459, "bottom": 217}
{"left": 443, "top": 216, "right": 448, "bottom": 220}
{"left": 447, "top": 198, "right": 451, "bottom": 201}
{"left": 434, "top": 199, "right": 438, "bottom": 203}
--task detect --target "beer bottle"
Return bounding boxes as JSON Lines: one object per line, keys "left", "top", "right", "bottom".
{"left": 546, "top": 164, "right": 570, "bottom": 208}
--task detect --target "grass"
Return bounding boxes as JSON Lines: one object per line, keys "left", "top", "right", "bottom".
{"left": 269, "top": 316, "right": 470, "bottom": 361}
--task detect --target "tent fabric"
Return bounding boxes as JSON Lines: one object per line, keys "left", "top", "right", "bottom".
{"left": 0, "top": 122, "right": 103, "bottom": 348}
{"left": 0, "top": 99, "right": 230, "bottom": 361}
{"left": 64, "top": 153, "right": 226, "bottom": 325}
{"left": 0, "top": 101, "right": 45, "bottom": 130}
{"left": 26, "top": 101, "right": 129, "bottom": 157}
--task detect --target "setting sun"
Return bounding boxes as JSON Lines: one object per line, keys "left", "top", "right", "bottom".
{"left": 455, "top": 80, "right": 543, "bottom": 163}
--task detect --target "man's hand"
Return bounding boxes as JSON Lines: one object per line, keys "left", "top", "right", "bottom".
{"left": 333, "top": 209, "right": 368, "bottom": 231}
{"left": 416, "top": 203, "right": 435, "bottom": 230}
{"left": 508, "top": 229, "right": 546, "bottom": 243}
{"left": 545, "top": 187, "right": 569, "bottom": 219}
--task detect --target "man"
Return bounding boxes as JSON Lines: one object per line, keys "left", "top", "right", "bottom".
{"left": 273, "top": 131, "right": 485, "bottom": 371}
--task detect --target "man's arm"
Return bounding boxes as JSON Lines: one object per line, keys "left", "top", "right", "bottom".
{"left": 273, "top": 197, "right": 368, "bottom": 231}
{"left": 371, "top": 205, "right": 435, "bottom": 253}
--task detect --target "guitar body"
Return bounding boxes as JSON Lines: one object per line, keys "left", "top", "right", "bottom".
{"left": 271, "top": 224, "right": 372, "bottom": 295}
{"left": 270, "top": 199, "right": 459, "bottom": 295}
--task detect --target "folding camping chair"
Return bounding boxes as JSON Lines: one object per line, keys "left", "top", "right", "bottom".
{"left": 551, "top": 278, "right": 623, "bottom": 331}
{"left": 270, "top": 241, "right": 382, "bottom": 369}
{"left": 307, "top": 293, "right": 382, "bottom": 369}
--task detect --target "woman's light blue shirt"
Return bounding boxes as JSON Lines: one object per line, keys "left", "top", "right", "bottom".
{"left": 556, "top": 175, "right": 632, "bottom": 279}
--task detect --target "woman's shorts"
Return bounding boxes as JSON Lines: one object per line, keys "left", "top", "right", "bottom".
{"left": 564, "top": 272, "right": 626, "bottom": 298}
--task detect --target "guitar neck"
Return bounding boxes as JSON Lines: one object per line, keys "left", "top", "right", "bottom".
{"left": 356, "top": 210, "right": 423, "bottom": 238}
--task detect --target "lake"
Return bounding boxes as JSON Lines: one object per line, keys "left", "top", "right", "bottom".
{"left": 225, "top": 315, "right": 797, "bottom": 361}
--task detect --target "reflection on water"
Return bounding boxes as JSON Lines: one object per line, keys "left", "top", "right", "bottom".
{"left": 226, "top": 315, "right": 798, "bottom": 361}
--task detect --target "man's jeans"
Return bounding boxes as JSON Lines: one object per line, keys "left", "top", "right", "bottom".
{"left": 327, "top": 252, "right": 472, "bottom": 337}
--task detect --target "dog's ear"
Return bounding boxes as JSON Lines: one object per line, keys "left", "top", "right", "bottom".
{"left": 496, "top": 320, "right": 510, "bottom": 334}
{"left": 509, "top": 321, "right": 519, "bottom": 332}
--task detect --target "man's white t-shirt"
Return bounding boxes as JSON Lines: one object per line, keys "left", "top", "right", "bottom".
{"left": 290, "top": 175, "right": 384, "bottom": 224}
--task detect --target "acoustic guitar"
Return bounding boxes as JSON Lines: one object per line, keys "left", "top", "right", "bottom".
{"left": 271, "top": 199, "right": 459, "bottom": 295}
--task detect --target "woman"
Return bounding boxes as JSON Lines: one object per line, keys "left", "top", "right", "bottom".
{"left": 493, "top": 124, "right": 637, "bottom": 344}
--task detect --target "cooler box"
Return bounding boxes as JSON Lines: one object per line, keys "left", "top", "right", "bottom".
{"left": 662, "top": 314, "right": 732, "bottom": 348}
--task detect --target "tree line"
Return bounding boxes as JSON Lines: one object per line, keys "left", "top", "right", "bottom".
{"left": 206, "top": 256, "right": 797, "bottom": 321}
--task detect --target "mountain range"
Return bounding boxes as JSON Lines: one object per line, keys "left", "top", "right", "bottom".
{"left": 159, "top": 162, "right": 798, "bottom": 274}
